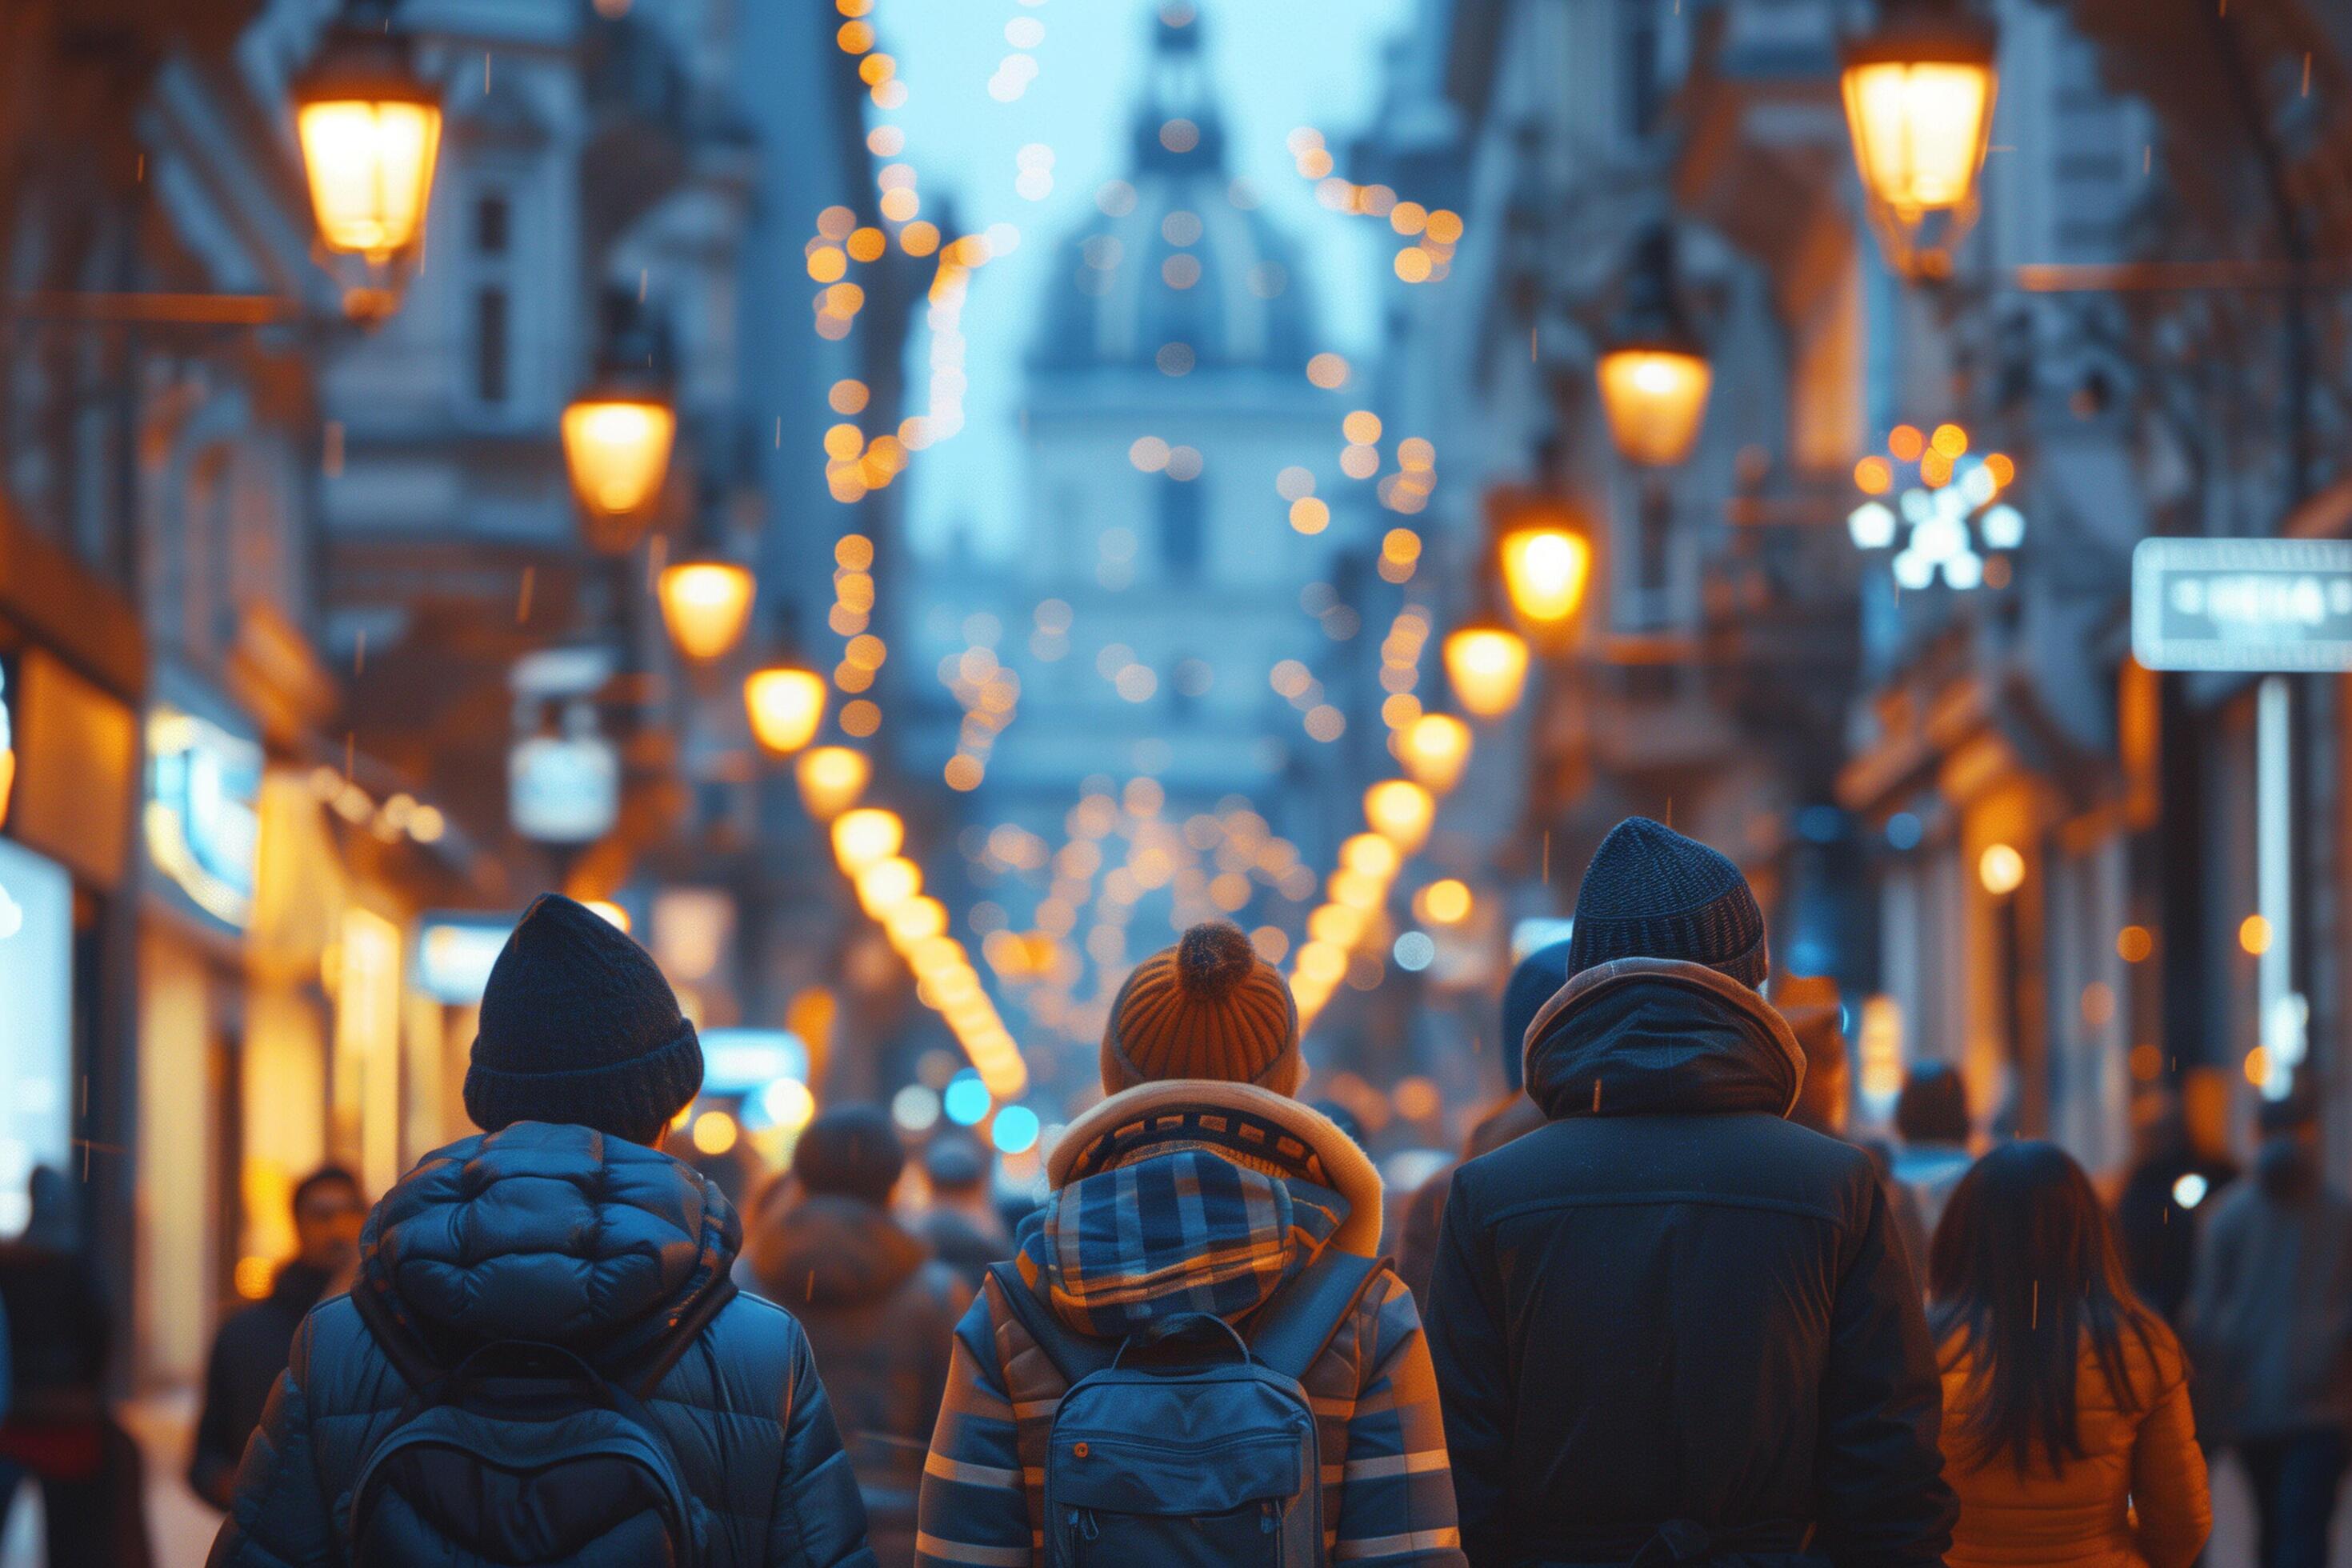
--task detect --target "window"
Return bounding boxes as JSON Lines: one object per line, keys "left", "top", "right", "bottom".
{"left": 1158, "top": 476, "right": 1204, "bottom": 576}
{"left": 475, "top": 287, "right": 509, "bottom": 404}
{"left": 474, "top": 193, "right": 510, "bottom": 255}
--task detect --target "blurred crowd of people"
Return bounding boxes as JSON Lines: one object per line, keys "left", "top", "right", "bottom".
{"left": 0, "top": 818, "right": 2346, "bottom": 1566}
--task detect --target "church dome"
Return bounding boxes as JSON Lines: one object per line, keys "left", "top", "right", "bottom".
{"left": 1032, "top": 7, "right": 1320, "bottom": 374}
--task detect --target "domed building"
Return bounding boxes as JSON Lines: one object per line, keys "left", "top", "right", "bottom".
{"left": 990, "top": 5, "right": 1345, "bottom": 794}
{"left": 907, "top": 4, "right": 1362, "bottom": 1059}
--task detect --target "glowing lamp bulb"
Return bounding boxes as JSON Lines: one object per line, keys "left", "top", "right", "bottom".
{"left": 658, "top": 562, "right": 757, "bottom": 662}
{"left": 562, "top": 395, "right": 677, "bottom": 521}
{"left": 1500, "top": 526, "right": 1593, "bottom": 628}
{"left": 294, "top": 86, "right": 442, "bottom": 261}
{"left": 1443, "top": 626, "right": 1530, "bottom": 718}
{"left": 744, "top": 667, "right": 826, "bottom": 754}
{"left": 1597, "top": 348, "right": 1713, "bottom": 467}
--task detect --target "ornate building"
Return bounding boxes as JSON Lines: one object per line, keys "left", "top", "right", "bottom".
{"left": 906, "top": 9, "right": 1370, "bottom": 1091}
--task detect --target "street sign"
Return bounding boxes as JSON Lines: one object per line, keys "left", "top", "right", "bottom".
{"left": 2132, "top": 537, "right": 2352, "bottom": 672}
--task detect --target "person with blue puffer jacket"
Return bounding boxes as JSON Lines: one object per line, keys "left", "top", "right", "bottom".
{"left": 210, "top": 893, "right": 876, "bottom": 1568}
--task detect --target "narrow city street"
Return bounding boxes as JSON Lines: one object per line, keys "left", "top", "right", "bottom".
{"left": 2, "top": 0, "right": 2350, "bottom": 1564}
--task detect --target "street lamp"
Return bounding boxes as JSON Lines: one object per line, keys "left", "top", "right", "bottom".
{"left": 1840, "top": 0, "right": 1998, "bottom": 280}
{"left": 1442, "top": 620, "right": 1530, "bottom": 719}
{"left": 796, "top": 746, "right": 870, "bottom": 821}
{"left": 1400, "top": 712, "right": 1472, "bottom": 796}
{"left": 656, "top": 562, "right": 756, "bottom": 662}
{"left": 293, "top": 1, "right": 442, "bottom": 261}
{"left": 1499, "top": 520, "right": 1594, "bottom": 632}
{"left": 1364, "top": 778, "right": 1436, "bottom": 857}
{"left": 1596, "top": 226, "right": 1712, "bottom": 468}
{"left": 743, "top": 666, "right": 826, "bottom": 755}
{"left": 564, "top": 293, "right": 676, "bottom": 552}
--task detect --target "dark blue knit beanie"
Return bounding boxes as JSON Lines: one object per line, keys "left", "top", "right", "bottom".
{"left": 1564, "top": 818, "right": 1768, "bottom": 990}
{"left": 1500, "top": 938, "right": 1574, "bottom": 1091}
{"left": 464, "top": 894, "right": 702, "bottom": 1142}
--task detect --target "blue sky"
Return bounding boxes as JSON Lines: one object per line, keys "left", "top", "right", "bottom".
{"left": 877, "top": 0, "right": 1415, "bottom": 555}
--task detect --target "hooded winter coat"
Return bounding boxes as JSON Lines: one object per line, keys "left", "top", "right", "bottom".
{"left": 914, "top": 1080, "right": 1466, "bottom": 1566}
{"left": 746, "top": 1192, "right": 970, "bottom": 1566}
{"left": 1426, "top": 958, "right": 1955, "bottom": 1568}
{"left": 207, "top": 1122, "right": 877, "bottom": 1568}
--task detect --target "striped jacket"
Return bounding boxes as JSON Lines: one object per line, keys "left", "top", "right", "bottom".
{"left": 914, "top": 1081, "right": 1464, "bottom": 1567}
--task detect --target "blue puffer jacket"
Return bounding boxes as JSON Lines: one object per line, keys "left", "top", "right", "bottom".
{"left": 208, "top": 1122, "right": 877, "bottom": 1568}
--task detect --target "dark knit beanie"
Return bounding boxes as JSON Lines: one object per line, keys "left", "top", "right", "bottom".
{"left": 793, "top": 1105, "right": 906, "bottom": 1206}
{"left": 1102, "top": 921, "right": 1302, "bottom": 1096}
{"left": 1564, "top": 818, "right": 1769, "bottom": 990}
{"left": 1501, "top": 938, "right": 1574, "bottom": 1090}
{"left": 464, "top": 894, "right": 703, "bottom": 1142}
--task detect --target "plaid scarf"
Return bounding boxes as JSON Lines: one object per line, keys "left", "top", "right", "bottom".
{"left": 1026, "top": 1147, "right": 1346, "bottom": 1338}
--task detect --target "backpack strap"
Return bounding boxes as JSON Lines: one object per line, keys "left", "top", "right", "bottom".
{"left": 347, "top": 1274, "right": 446, "bottom": 1394}
{"left": 1243, "top": 1249, "right": 1387, "bottom": 1384}
{"left": 986, "top": 1262, "right": 1117, "bottom": 1386}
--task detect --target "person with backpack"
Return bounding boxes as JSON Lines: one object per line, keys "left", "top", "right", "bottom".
{"left": 1929, "top": 1142, "right": 2209, "bottom": 1568}
{"left": 209, "top": 893, "right": 876, "bottom": 1568}
{"left": 914, "top": 920, "right": 1465, "bottom": 1566}
{"left": 1426, "top": 818, "right": 1954, "bottom": 1566}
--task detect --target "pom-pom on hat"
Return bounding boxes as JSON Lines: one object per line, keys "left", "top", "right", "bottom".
{"left": 1101, "top": 921, "right": 1302, "bottom": 1096}
{"left": 464, "top": 893, "right": 703, "bottom": 1143}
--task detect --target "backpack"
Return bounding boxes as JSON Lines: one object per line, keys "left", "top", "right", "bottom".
{"left": 341, "top": 1280, "right": 731, "bottom": 1566}
{"left": 987, "top": 1247, "right": 1384, "bottom": 1567}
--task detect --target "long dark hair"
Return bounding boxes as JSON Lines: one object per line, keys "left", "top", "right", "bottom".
{"left": 1927, "top": 1142, "right": 2162, "bottom": 1474}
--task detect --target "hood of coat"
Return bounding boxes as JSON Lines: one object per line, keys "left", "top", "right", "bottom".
{"left": 357, "top": 1121, "right": 740, "bottom": 1363}
{"left": 1022, "top": 1079, "right": 1381, "bottom": 1338}
{"left": 746, "top": 1192, "right": 927, "bottom": 1310}
{"left": 1522, "top": 957, "right": 1806, "bottom": 1122}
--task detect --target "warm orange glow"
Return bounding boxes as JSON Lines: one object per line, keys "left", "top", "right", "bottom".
{"left": 1415, "top": 878, "right": 1473, "bottom": 926}
{"left": 2117, "top": 925, "right": 2153, "bottom": 964}
{"left": 562, "top": 395, "right": 676, "bottom": 520}
{"left": 795, "top": 746, "right": 870, "bottom": 820}
{"left": 1597, "top": 348, "right": 1713, "bottom": 466}
{"left": 295, "top": 97, "right": 441, "bottom": 260}
{"left": 1401, "top": 713, "right": 1472, "bottom": 795}
{"left": 1340, "top": 832, "right": 1401, "bottom": 881}
{"left": 583, "top": 900, "right": 631, "bottom": 934}
{"left": 1931, "top": 422, "right": 1968, "bottom": 458}
{"left": 744, "top": 668, "right": 826, "bottom": 754}
{"left": 1308, "top": 903, "right": 1367, "bottom": 946}
{"left": 1855, "top": 457, "right": 1894, "bottom": 494}
{"left": 657, "top": 562, "right": 757, "bottom": 662}
{"left": 854, "top": 855, "right": 922, "bottom": 918}
{"left": 886, "top": 895, "right": 948, "bottom": 946}
{"left": 1444, "top": 625, "right": 1530, "bottom": 718}
{"left": 691, "top": 1109, "right": 739, "bottom": 1156}
{"left": 1841, "top": 12, "right": 1997, "bottom": 276}
{"left": 1978, "top": 843, "right": 2026, "bottom": 896}
{"left": 2239, "top": 914, "right": 2273, "bottom": 956}
{"left": 1889, "top": 425, "right": 1926, "bottom": 462}
{"left": 831, "top": 806, "right": 902, "bottom": 872}
{"left": 1365, "top": 778, "right": 1435, "bottom": 856}
{"left": 1501, "top": 526, "right": 1592, "bottom": 627}
{"left": 2243, "top": 1047, "right": 2270, "bottom": 1087}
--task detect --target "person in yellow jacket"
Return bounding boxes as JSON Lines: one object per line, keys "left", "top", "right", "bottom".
{"left": 1930, "top": 1142, "right": 2210, "bottom": 1568}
